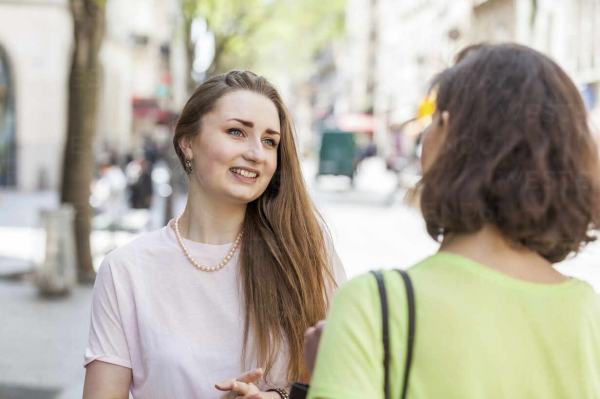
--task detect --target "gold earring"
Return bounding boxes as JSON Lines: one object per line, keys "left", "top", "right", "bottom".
{"left": 184, "top": 159, "right": 193, "bottom": 174}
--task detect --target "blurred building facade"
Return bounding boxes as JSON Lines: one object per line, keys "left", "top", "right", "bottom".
{"left": 98, "top": 0, "right": 187, "bottom": 158}
{"left": 471, "top": 0, "right": 600, "bottom": 79}
{"left": 334, "top": 0, "right": 472, "bottom": 151}
{"left": 0, "top": 0, "right": 72, "bottom": 191}
{"left": 0, "top": 0, "right": 187, "bottom": 191}
{"left": 335, "top": 0, "right": 600, "bottom": 150}
{"left": 472, "top": 0, "right": 600, "bottom": 139}
{"left": 336, "top": 0, "right": 373, "bottom": 115}
{"left": 374, "top": 0, "right": 471, "bottom": 126}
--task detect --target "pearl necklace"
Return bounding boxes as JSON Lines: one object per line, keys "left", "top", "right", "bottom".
{"left": 173, "top": 216, "right": 243, "bottom": 272}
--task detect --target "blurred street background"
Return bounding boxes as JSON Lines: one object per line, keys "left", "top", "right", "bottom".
{"left": 1, "top": 0, "right": 600, "bottom": 398}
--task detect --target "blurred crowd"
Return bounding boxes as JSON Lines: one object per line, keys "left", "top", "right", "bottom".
{"left": 90, "top": 136, "right": 178, "bottom": 232}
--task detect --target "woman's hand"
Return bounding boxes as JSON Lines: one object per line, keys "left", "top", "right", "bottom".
{"left": 215, "top": 368, "right": 280, "bottom": 399}
{"left": 303, "top": 320, "right": 326, "bottom": 376}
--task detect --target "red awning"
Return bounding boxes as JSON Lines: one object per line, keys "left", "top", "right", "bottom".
{"left": 132, "top": 97, "right": 160, "bottom": 118}
{"left": 336, "top": 113, "right": 375, "bottom": 133}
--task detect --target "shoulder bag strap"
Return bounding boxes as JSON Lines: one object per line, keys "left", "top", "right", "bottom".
{"left": 370, "top": 270, "right": 390, "bottom": 399}
{"left": 371, "top": 270, "right": 416, "bottom": 399}
{"left": 396, "top": 269, "right": 416, "bottom": 399}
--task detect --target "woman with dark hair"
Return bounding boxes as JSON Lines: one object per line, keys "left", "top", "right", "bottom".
{"left": 306, "top": 43, "right": 600, "bottom": 398}
{"left": 83, "top": 71, "right": 345, "bottom": 398}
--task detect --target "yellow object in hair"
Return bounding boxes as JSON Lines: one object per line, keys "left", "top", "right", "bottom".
{"left": 417, "top": 93, "right": 436, "bottom": 120}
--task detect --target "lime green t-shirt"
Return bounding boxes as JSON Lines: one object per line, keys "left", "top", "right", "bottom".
{"left": 307, "top": 252, "right": 600, "bottom": 399}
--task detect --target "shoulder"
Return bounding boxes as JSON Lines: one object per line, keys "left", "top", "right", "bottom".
{"left": 334, "top": 269, "right": 415, "bottom": 300}
{"left": 323, "top": 273, "right": 383, "bottom": 345}
{"left": 108, "top": 227, "right": 167, "bottom": 260}
{"left": 570, "top": 280, "right": 600, "bottom": 312}
{"left": 345, "top": 272, "right": 380, "bottom": 291}
{"left": 99, "top": 227, "right": 170, "bottom": 278}
{"left": 331, "top": 272, "right": 380, "bottom": 311}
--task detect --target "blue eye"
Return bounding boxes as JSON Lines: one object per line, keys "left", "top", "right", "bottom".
{"left": 262, "top": 138, "right": 277, "bottom": 147}
{"left": 228, "top": 128, "right": 243, "bottom": 137}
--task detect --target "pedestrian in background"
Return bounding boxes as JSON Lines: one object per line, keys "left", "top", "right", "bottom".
{"left": 305, "top": 43, "right": 600, "bottom": 398}
{"left": 83, "top": 70, "right": 346, "bottom": 399}
{"left": 125, "top": 153, "right": 154, "bottom": 210}
{"left": 90, "top": 152, "right": 128, "bottom": 230}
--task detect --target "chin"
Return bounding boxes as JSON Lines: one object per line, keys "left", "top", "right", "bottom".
{"left": 225, "top": 189, "right": 265, "bottom": 204}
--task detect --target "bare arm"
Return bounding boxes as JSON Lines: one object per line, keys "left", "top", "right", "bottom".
{"left": 83, "top": 360, "right": 132, "bottom": 399}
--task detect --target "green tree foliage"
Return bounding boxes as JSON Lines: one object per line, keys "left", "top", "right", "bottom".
{"left": 254, "top": 0, "right": 345, "bottom": 79}
{"left": 182, "top": 0, "right": 345, "bottom": 81}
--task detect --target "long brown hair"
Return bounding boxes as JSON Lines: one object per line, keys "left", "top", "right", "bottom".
{"left": 421, "top": 43, "right": 600, "bottom": 262}
{"left": 173, "top": 71, "right": 334, "bottom": 382}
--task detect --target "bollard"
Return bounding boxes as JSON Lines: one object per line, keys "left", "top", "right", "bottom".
{"left": 36, "top": 204, "right": 77, "bottom": 297}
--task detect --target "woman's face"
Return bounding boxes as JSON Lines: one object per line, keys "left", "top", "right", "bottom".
{"left": 420, "top": 111, "right": 448, "bottom": 174}
{"left": 182, "top": 90, "right": 280, "bottom": 204}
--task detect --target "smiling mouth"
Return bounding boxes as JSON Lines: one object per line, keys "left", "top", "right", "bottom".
{"left": 230, "top": 167, "right": 259, "bottom": 179}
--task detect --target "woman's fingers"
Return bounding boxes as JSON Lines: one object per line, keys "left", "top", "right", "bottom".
{"left": 215, "top": 379, "right": 235, "bottom": 391}
{"left": 216, "top": 379, "right": 261, "bottom": 396}
{"left": 216, "top": 380, "right": 249, "bottom": 394}
{"left": 215, "top": 368, "right": 263, "bottom": 395}
{"left": 237, "top": 367, "right": 264, "bottom": 383}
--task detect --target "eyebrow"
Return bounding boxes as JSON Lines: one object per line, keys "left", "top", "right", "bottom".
{"left": 228, "top": 118, "right": 280, "bottom": 136}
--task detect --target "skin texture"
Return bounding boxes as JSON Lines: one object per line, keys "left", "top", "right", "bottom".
{"left": 182, "top": 90, "right": 280, "bottom": 210}
{"left": 83, "top": 361, "right": 131, "bottom": 399}
{"left": 83, "top": 90, "right": 283, "bottom": 399}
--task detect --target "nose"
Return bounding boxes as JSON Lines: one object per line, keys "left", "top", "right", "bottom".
{"left": 242, "top": 138, "right": 267, "bottom": 163}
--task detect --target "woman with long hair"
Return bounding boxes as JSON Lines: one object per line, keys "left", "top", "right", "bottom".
{"left": 306, "top": 43, "right": 600, "bottom": 398}
{"left": 83, "top": 70, "right": 345, "bottom": 398}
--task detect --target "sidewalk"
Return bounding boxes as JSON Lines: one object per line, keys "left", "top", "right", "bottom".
{"left": 0, "top": 189, "right": 172, "bottom": 398}
{"left": 0, "top": 278, "right": 92, "bottom": 399}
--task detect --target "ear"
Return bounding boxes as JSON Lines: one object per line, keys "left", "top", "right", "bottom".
{"left": 440, "top": 111, "right": 449, "bottom": 127}
{"left": 178, "top": 135, "right": 194, "bottom": 160}
{"left": 438, "top": 111, "right": 450, "bottom": 136}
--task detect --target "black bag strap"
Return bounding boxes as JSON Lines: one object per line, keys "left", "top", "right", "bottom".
{"left": 396, "top": 269, "right": 415, "bottom": 399}
{"left": 371, "top": 269, "right": 416, "bottom": 399}
{"left": 371, "top": 270, "right": 391, "bottom": 399}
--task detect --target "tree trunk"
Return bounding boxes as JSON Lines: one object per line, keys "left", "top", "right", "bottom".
{"left": 60, "top": 0, "right": 105, "bottom": 283}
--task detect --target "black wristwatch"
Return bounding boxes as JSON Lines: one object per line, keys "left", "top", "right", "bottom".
{"left": 289, "top": 382, "right": 309, "bottom": 399}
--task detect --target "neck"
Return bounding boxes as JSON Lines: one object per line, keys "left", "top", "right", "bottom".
{"left": 176, "top": 183, "right": 246, "bottom": 244}
{"left": 440, "top": 225, "right": 569, "bottom": 284}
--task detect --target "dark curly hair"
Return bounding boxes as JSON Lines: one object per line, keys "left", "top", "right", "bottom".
{"left": 420, "top": 43, "right": 600, "bottom": 263}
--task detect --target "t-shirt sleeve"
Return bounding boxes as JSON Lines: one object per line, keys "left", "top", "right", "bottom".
{"left": 307, "top": 274, "right": 384, "bottom": 399}
{"left": 84, "top": 257, "right": 132, "bottom": 369}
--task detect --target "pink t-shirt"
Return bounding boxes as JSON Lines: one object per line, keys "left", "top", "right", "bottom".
{"left": 84, "top": 220, "right": 345, "bottom": 398}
